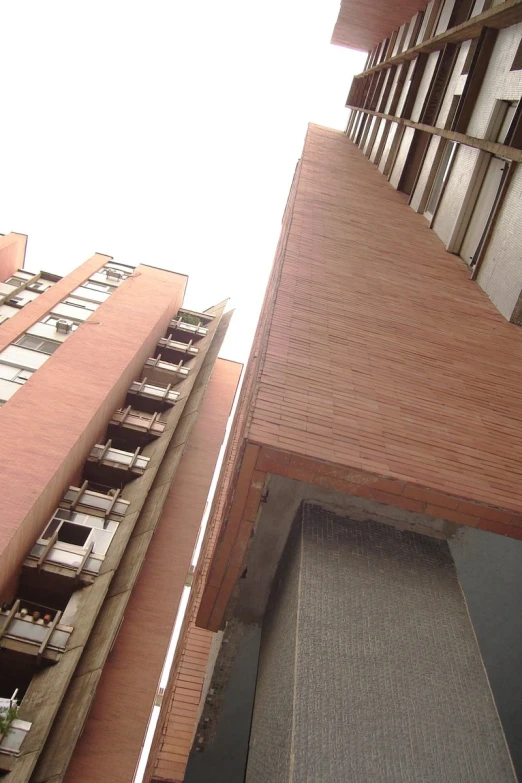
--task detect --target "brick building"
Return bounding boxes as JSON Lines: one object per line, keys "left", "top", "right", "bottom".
{"left": 148, "top": 1, "right": 522, "bottom": 781}
{"left": 0, "top": 232, "right": 240, "bottom": 782}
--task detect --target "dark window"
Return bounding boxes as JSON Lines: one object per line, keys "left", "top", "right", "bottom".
{"left": 58, "top": 522, "right": 91, "bottom": 547}
{"left": 511, "top": 38, "right": 522, "bottom": 71}
{"left": 462, "top": 38, "right": 479, "bottom": 76}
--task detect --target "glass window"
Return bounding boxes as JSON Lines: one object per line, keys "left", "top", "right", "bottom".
{"left": 0, "top": 364, "right": 34, "bottom": 384}
{"left": 62, "top": 296, "right": 98, "bottom": 311}
{"left": 4, "top": 276, "right": 25, "bottom": 286}
{"left": 15, "top": 369, "right": 33, "bottom": 385}
{"left": 425, "top": 142, "right": 457, "bottom": 219}
{"left": 0, "top": 364, "right": 20, "bottom": 381}
{"left": 84, "top": 280, "right": 112, "bottom": 293}
{"left": 15, "top": 334, "right": 61, "bottom": 355}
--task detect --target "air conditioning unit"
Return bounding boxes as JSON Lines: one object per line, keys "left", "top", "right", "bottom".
{"left": 56, "top": 319, "right": 73, "bottom": 334}
{"left": 105, "top": 268, "right": 123, "bottom": 281}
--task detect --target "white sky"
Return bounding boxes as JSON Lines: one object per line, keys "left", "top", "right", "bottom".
{"left": 0, "top": 1, "right": 366, "bottom": 362}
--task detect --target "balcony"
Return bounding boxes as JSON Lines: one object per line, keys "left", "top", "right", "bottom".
{"left": 85, "top": 441, "right": 149, "bottom": 485}
{"left": 126, "top": 379, "right": 180, "bottom": 413}
{"left": 0, "top": 696, "right": 31, "bottom": 773}
{"left": 23, "top": 507, "right": 120, "bottom": 589}
{"left": 108, "top": 406, "right": 167, "bottom": 449}
{"left": 143, "top": 356, "right": 189, "bottom": 386}
{"left": 60, "top": 484, "right": 129, "bottom": 518}
{"left": 167, "top": 315, "right": 209, "bottom": 342}
{"left": 156, "top": 336, "right": 199, "bottom": 364}
{"left": 0, "top": 599, "right": 72, "bottom": 665}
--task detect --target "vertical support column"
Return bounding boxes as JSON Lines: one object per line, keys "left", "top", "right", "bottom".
{"left": 246, "top": 504, "right": 515, "bottom": 783}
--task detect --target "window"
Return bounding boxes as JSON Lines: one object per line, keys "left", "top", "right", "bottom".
{"left": 4, "top": 276, "right": 26, "bottom": 287}
{"left": 0, "top": 365, "right": 33, "bottom": 384}
{"left": 83, "top": 280, "right": 112, "bottom": 293}
{"left": 511, "top": 38, "right": 522, "bottom": 71}
{"left": 425, "top": 142, "right": 458, "bottom": 219}
{"left": 27, "top": 281, "right": 45, "bottom": 292}
{"left": 461, "top": 38, "right": 479, "bottom": 76}
{"left": 15, "top": 334, "right": 61, "bottom": 355}
{"left": 62, "top": 296, "right": 98, "bottom": 311}
{"left": 6, "top": 295, "right": 26, "bottom": 308}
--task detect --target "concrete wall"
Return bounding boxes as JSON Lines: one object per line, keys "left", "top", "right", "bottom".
{"left": 64, "top": 359, "right": 240, "bottom": 783}
{"left": 247, "top": 503, "right": 516, "bottom": 782}
{"left": 450, "top": 527, "right": 522, "bottom": 777}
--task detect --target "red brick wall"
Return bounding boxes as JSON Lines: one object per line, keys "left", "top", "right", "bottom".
{"left": 247, "top": 125, "right": 522, "bottom": 513}
{"left": 0, "top": 232, "right": 27, "bottom": 282}
{"left": 0, "top": 264, "right": 186, "bottom": 601}
{"left": 64, "top": 358, "right": 241, "bottom": 783}
{"left": 197, "top": 124, "right": 522, "bottom": 631}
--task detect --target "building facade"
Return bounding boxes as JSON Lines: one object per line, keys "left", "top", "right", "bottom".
{"left": 150, "top": 2, "right": 522, "bottom": 775}
{"left": 0, "top": 232, "right": 240, "bottom": 782}
{"left": 345, "top": 0, "right": 522, "bottom": 324}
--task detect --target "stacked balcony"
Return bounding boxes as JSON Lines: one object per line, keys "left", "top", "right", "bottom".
{"left": 0, "top": 694, "right": 31, "bottom": 772}
{"left": 1, "top": 304, "right": 212, "bottom": 769}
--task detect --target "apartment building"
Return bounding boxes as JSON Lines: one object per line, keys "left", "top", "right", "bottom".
{"left": 0, "top": 232, "right": 240, "bottom": 782}
{"left": 145, "top": 2, "right": 522, "bottom": 781}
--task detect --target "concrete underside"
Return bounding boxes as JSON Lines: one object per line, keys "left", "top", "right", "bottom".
{"left": 246, "top": 503, "right": 515, "bottom": 782}
{"left": 197, "top": 474, "right": 522, "bottom": 779}
{"left": 331, "top": 0, "right": 427, "bottom": 51}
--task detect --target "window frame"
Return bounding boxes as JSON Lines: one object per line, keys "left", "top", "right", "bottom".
{"left": 14, "top": 334, "right": 62, "bottom": 355}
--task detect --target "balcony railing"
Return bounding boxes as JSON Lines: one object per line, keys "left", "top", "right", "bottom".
{"left": 143, "top": 356, "right": 189, "bottom": 385}
{"left": 0, "top": 697, "right": 31, "bottom": 772}
{"left": 86, "top": 441, "right": 149, "bottom": 483}
{"left": 127, "top": 379, "right": 180, "bottom": 413}
{"left": 0, "top": 600, "right": 72, "bottom": 664}
{"left": 24, "top": 507, "right": 120, "bottom": 584}
{"left": 60, "top": 483, "right": 129, "bottom": 518}
{"left": 167, "top": 318, "right": 208, "bottom": 340}
{"left": 156, "top": 336, "right": 199, "bottom": 360}
{"left": 109, "top": 406, "right": 167, "bottom": 448}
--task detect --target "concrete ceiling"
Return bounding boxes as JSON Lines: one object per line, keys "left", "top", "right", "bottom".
{"left": 331, "top": 0, "right": 428, "bottom": 52}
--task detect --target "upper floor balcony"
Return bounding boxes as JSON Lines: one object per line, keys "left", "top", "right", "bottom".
{"left": 0, "top": 599, "right": 72, "bottom": 666}
{"left": 167, "top": 309, "right": 213, "bottom": 342}
{"left": 23, "top": 493, "right": 126, "bottom": 589}
{"left": 143, "top": 356, "right": 189, "bottom": 386}
{"left": 126, "top": 379, "right": 180, "bottom": 413}
{"left": 0, "top": 695, "right": 31, "bottom": 773}
{"left": 60, "top": 483, "right": 129, "bottom": 518}
{"left": 108, "top": 406, "right": 167, "bottom": 449}
{"left": 155, "top": 336, "right": 199, "bottom": 364}
{"left": 85, "top": 441, "right": 149, "bottom": 485}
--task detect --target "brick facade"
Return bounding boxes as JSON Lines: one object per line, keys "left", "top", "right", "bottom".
{"left": 198, "top": 124, "right": 522, "bottom": 632}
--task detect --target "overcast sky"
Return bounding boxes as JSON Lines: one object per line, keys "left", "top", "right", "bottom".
{"left": 0, "top": 1, "right": 365, "bottom": 361}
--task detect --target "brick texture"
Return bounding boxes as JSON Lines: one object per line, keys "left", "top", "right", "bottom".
{"left": 0, "top": 232, "right": 27, "bottom": 282}
{"left": 331, "top": 0, "right": 427, "bottom": 51}
{"left": 197, "top": 124, "right": 522, "bottom": 631}
{"left": 249, "top": 126, "right": 522, "bottom": 511}
{"left": 64, "top": 358, "right": 240, "bottom": 783}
